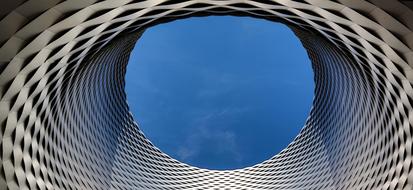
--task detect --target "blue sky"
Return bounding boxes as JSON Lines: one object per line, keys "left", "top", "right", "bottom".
{"left": 125, "top": 16, "right": 314, "bottom": 170}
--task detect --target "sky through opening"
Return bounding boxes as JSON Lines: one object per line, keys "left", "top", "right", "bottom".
{"left": 125, "top": 16, "right": 314, "bottom": 170}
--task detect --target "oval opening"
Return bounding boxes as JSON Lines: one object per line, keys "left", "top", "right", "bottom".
{"left": 125, "top": 16, "right": 314, "bottom": 170}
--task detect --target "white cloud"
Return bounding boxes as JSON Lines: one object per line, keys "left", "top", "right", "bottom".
{"left": 174, "top": 107, "right": 248, "bottom": 163}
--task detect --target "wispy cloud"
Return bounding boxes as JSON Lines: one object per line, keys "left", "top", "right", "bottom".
{"left": 175, "top": 107, "right": 248, "bottom": 164}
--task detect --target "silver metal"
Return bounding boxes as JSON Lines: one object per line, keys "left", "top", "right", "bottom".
{"left": 0, "top": 0, "right": 412, "bottom": 189}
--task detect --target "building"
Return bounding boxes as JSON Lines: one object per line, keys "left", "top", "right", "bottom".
{"left": 0, "top": 0, "right": 412, "bottom": 189}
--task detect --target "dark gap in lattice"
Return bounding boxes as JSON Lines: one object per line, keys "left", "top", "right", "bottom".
{"left": 24, "top": 68, "right": 36, "bottom": 84}
{"left": 49, "top": 28, "right": 71, "bottom": 43}
{"left": 72, "top": 38, "right": 89, "bottom": 51}
{"left": 46, "top": 59, "right": 60, "bottom": 74}
{"left": 115, "top": 9, "right": 142, "bottom": 19}
{"left": 253, "top": 0, "right": 283, "bottom": 6}
{"left": 86, "top": 9, "right": 112, "bottom": 21}
{"left": 299, "top": 9, "right": 321, "bottom": 18}
{"left": 185, "top": 3, "right": 212, "bottom": 9}
{"left": 78, "top": 24, "right": 99, "bottom": 37}
{"left": 28, "top": 80, "right": 39, "bottom": 96}
{"left": 47, "top": 44, "right": 64, "bottom": 60}
{"left": 141, "top": 9, "right": 167, "bottom": 17}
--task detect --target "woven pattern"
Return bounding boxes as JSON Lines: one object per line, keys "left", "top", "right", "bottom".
{"left": 0, "top": 0, "right": 412, "bottom": 189}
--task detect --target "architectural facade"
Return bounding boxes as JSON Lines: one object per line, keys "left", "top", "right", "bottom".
{"left": 0, "top": 0, "right": 413, "bottom": 189}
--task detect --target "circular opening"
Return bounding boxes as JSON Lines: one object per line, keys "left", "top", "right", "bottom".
{"left": 125, "top": 16, "right": 314, "bottom": 170}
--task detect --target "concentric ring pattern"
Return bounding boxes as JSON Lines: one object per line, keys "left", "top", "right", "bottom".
{"left": 1, "top": 0, "right": 413, "bottom": 189}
